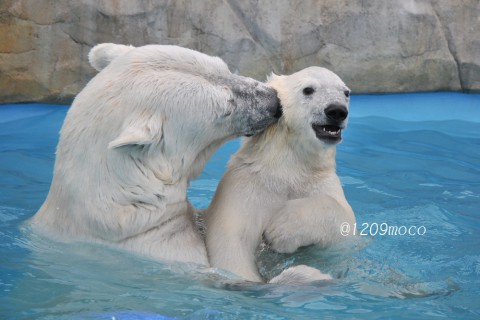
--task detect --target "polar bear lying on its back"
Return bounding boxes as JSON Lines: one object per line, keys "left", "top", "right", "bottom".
{"left": 205, "top": 67, "right": 356, "bottom": 282}
{"left": 31, "top": 43, "right": 281, "bottom": 265}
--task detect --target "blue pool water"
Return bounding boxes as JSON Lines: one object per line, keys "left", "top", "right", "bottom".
{"left": 0, "top": 93, "right": 479, "bottom": 319}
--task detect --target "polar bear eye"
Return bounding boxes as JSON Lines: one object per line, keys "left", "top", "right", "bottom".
{"left": 303, "top": 87, "right": 315, "bottom": 96}
{"left": 344, "top": 90, "right": 350, "bottom": 98}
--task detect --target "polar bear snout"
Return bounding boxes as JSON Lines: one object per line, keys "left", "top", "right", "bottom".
{"left": 312, "top": 103, "right": 349, "bottom": 144}
{"left": 230, "top": 82, "right": 282, "bottom": 137}
{"left": 273, "top": 102, "right": 283, "bottom": 119}
{"left": 325, "top": 104, "right": 348, "bottom": 122}
{"left": 260, "top": 86, "right": 283, "bottom": 120}
{"left": 247, "top": 83, "right": 282, "bottom": 119}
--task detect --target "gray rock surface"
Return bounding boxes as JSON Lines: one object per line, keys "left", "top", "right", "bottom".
{"left": 0, "top": 0, "right": 478, "bottom": 104}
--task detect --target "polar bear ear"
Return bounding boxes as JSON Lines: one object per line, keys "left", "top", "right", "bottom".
{"left": 266, "top": 72, "right": 280, "bottom": 82}
{"left": 88, "top": 43, "right": 135, "bottom": 71}
{"left": 108, "top": 116, "right": 163, "bottom": 149}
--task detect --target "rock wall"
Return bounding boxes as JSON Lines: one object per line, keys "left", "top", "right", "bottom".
{"left": 0, "top": 0, "right": 479, "bottom": 104}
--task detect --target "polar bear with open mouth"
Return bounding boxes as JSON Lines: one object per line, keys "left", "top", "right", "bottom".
{"left": 205, "top": 67, "right": 356, "bottom": 282}
{"left": 31, "top": 44, "right": 282, "bottom": 265}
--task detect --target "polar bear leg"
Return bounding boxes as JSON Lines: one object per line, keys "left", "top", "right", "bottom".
{"left": 269, "top": 265, "right": 332, "bottom": 284}
{"left": 264, "top": 192, "right": 355, "bottom": 254}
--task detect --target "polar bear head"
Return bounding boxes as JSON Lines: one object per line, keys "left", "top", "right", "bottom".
{"left": 84, "top": 43, "right": 282, "bottom": 181}
{"left": 267, "top": 66, "right": 350, "bottom": 146}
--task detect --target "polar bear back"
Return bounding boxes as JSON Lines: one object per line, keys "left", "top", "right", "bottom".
{"left": 89, "top": 43, "right": 231, "bottom": 80}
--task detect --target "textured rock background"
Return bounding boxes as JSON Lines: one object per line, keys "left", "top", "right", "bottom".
{"left": 0, "top": 0, "right": 479, "bottom": 104}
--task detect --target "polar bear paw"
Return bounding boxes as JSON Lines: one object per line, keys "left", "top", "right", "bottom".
{"left": 269, "top": 265, "right": 332, "bottom": 285}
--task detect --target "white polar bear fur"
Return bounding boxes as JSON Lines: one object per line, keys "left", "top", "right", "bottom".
{"left": 31, "top": 43, "right": 280, "bottom": 265}
{"left": 205, "top": 67, "right": 356, "bottom": 282}
{"left": 88, "top": 43, "right": 134, "bottom": 71}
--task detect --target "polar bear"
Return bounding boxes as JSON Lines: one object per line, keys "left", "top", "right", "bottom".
{"left": 31, "top": 43, "right": 282, "bottom": 265}
{"left": 205, "top": 67, "right": 356, "bottom": 282}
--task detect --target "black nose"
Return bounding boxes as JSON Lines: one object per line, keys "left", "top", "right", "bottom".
{"left": 325, "top": 104, "right": 348, "bottom": 122}
{"left": 274, "top": 100, "right": 283, "bottom": 118}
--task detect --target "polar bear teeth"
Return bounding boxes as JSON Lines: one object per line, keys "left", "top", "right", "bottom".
{"left": 321, "top": 125, "right": 341, "bottom": 135}
{"left": 311, "top": 123, "right": 342, "bottom": 140}
{"left": 322, "top": 127, "right": 340, "bottom": 135}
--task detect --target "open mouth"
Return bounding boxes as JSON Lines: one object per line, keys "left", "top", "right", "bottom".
{"left": 312, "top": 124, "right": 343, "bottom": 143}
